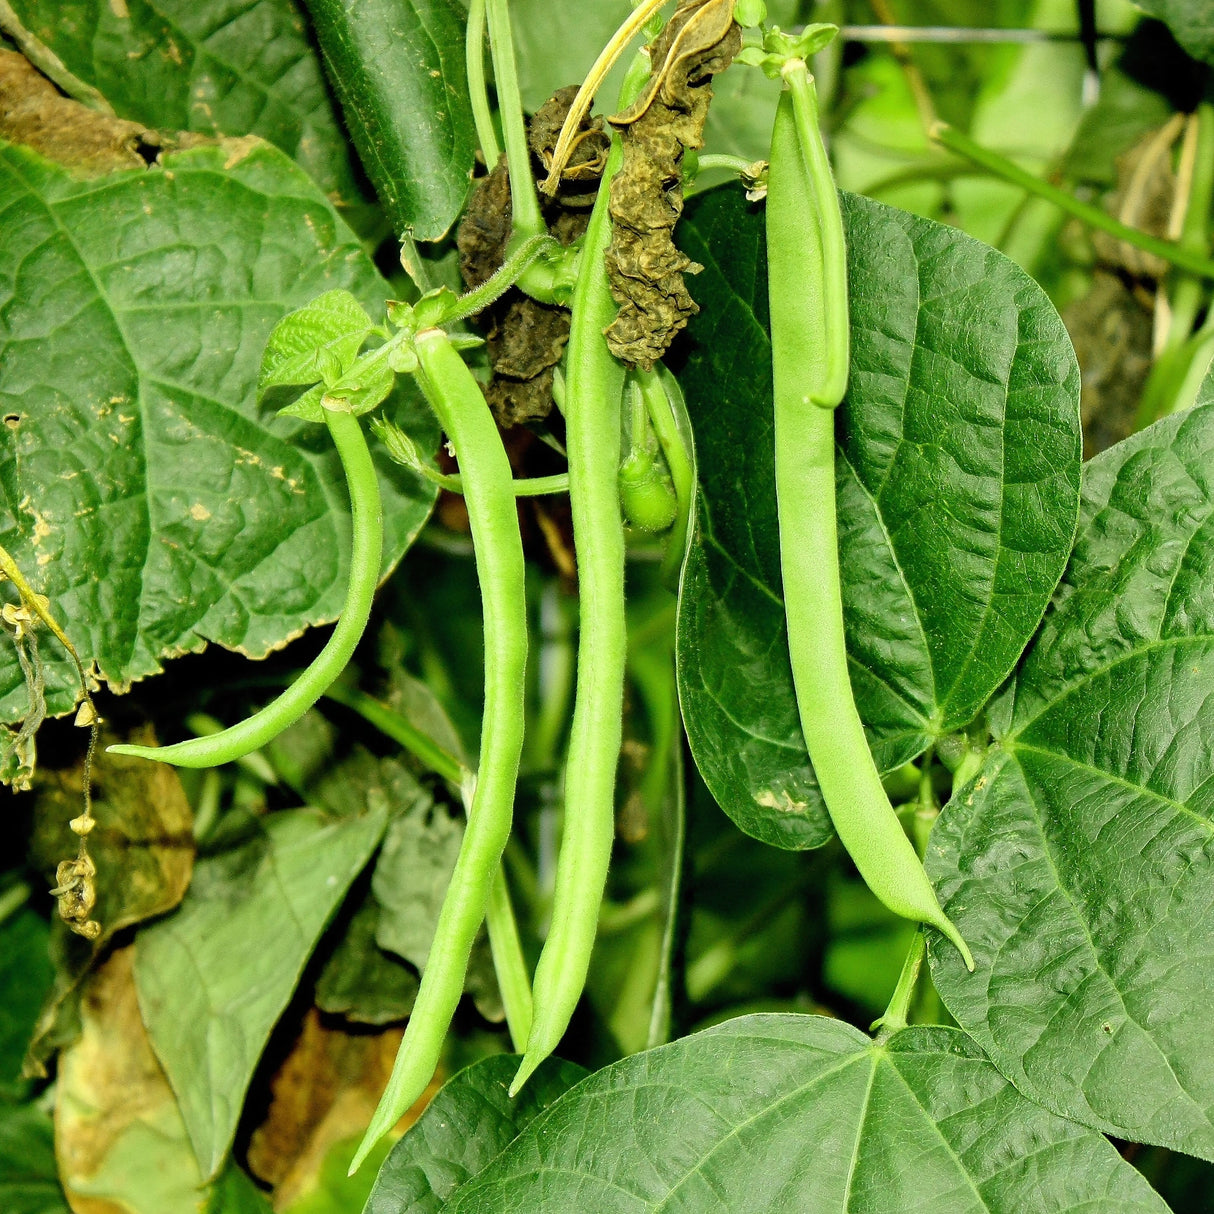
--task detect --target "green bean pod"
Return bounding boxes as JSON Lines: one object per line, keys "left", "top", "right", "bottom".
{"left": 509, "top": 119, "right": 632, "bottom": 1099}
{"left": 769, "top": 67, "right": 973, "bottom": 970}
{"left": 351, "top": 327, "right": 529, "bottom": 1171}
{"left": 108, "top": 405, "right": 382, "bottom": 768}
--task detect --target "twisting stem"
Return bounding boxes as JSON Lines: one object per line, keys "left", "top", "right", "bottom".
{"left": 874, "top": 930, "right": 927, "bottom": 1039}
{"left": 931, "top": 121, "right": 1214, "bottom": 281}
{"left": 466, "top": 0, "right": 502, "bottom": 166}
{"left": 485, "top": 0, "right": 545, "bottom": 238}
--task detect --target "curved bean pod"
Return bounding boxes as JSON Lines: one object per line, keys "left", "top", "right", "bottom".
{"left": 769, "top": 66, "right": 973, "bottom": 970}
{"left": 351, "top": 326, "right": 528, "bottom": 1170}
{"left": 108, "top": 405, "right": 382, "bottom": 768}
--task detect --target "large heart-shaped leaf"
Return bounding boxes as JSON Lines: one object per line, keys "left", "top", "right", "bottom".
{"left": 0, "top": 139, "right": 436, "bottom": 722}
{"left": 929, "top": 394, "right": 1214, "bottom": 1159}
{"left": 133, "top": 804, "right": 388, "bottom": 1178}
{"left": 420, "top": 1015, "right": 1167, "bottom": 1212}
{"left": 365, "top": 1054, "right": 587, "bottom": 1214}
{"left": 2, "top": 0, "right": 365, "bottom": 206}
{"left": 675, "top": 187, "right": 1081, "bottom": 848}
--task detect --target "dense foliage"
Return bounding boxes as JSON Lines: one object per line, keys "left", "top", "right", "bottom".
{"left": 2, "top": 1, "right": 1214, "bottom": 1211}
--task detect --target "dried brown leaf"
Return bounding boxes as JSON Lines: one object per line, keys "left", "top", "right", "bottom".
{"left": 55, "top": 946, "right": 205, "bottom": 1214}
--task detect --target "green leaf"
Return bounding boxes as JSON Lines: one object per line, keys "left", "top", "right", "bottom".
{"left": 258, "top": 289, "right": 376, "bottom": 392}
{"left": 364, "top": 1054, "right": 587, "bottom": 1214}
{"left": 0, "top": 139, "right": 437, "bottom": 722}
{"left": 133, "top": 804, "right": 388, "bottom": 1178}
{"left": 279, "top": 1133, "right": 392, "bottom": 1214}
{"left": 0, "top": 909, "right": 53, "bottom": 1101}
{"left": 929, "top": 397, "right": 1214, "bottom": 1160}
{"left": 372, "top": 799, "right": 463, "bottom": 971}
{"left": 314, "top": 894, "right": 419, "bottom": 1025}
{"left": 427, "top": 1016, "right": 1167, "bottom": 1212}
{"left": 0, "top": 1105, "right": 69, "bottom": 1214}
{"left": 675, "top": 186, "right": 1081, "bottom": 849}
{"left": 206, "top": 1164, "right": 273, "bottom": 1214}
{"left": 302, "top": 0, "right": 475, "bottom": 240}
{"left": 2, "top": 0, "right": 366, "bottom": 206}
{"left": 1133, "top": 0, "right": 1214, "bottom": 65}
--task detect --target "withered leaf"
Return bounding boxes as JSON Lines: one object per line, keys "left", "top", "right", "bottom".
{"left": 604, "top": 0, "right": 741, "bottom": 368}
{"left": 245, "top": 1007, "right": 420, "bottom": 1207}
{"left": 23, "top": 723, "right": 194, "bottom": 1078}
{"left": 55, "top": 946, "right": 205, "bottom": 1214}
{"left": 0, "top": 48, "right": 209, "bottom": 176}
{"left": 30, "top": 722, "right": 195, "bottom": 944}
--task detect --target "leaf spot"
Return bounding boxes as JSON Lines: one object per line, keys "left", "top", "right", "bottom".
{"left": 189, "top": 503, "right": 211, "bottom": 522}
{"left": 755, "top": 788, "right": 808, "bottom": 814}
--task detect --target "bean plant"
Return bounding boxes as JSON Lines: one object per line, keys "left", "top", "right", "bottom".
{"left": 1, "top": 0, "right": 1213, "bottom": 1211}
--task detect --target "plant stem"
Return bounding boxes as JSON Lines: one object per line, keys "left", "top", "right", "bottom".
{"left": 874, "top": 930, "right": 926, "bottom": 1038}
{"left": 321, "top": 683, "right": 465, "bottom": 786}
{"left": 485, "top": 0, "right": 545, "bottom": 238}
{"left": 1161, "top": 105, "right": 1214, "bottom": 352}
{"left": 465, "top": 0, "right": 502, "bottom": 166}
{"left": 931, "top": 122, "right": 1214, "bottom": 281}
{"left": 487, "top": 864, "right": 533, "bottom": 1050}
{"left": 399, "top": 233, "right": 434, "bottom": 295}
{"left": 414, "top": 466, "right": 571, "bottom": 497}
{"left": 435, "top": 233, "right": 560, "bottom": 324}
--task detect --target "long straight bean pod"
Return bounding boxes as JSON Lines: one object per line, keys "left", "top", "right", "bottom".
{"left": 768, "top": 67, "right": 972, "bottom": 969}
{"left": 509, "top": 114, "right": 634, "bottom": 1099}
{"left": 351, "top": 328, "right": 529, "bottom": 1170}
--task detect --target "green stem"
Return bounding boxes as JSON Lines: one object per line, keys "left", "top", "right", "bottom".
{"left": 486, "top": 0, "right": 545, "bottom": 239}
{"left": 191, "top": 770, "right": 222, "bottom": 843}
{"left": 434, "top": 234, "right": 560, "bottom": 324}
{"left": 931, "top": 121, "right": 1214, "bottom": 281}
{"left": 399, "top": 233, "right": 434, "bottom": 295}
{"left": 321, "top": 683, "right": 465, "bottom": 785}
{"left": 1164, "top": 103, "right": 1214, "bottom": 351}
{"left": 408, "top": 463, "right": 570, "bottom": 498}
{"left": 487, "top": 863, "right": 533, "bottom": 1051}
{"left": 466, "top": 0, "right": 502, "bottom": 166}
{"left": 873, "top": 930, "right": 927, "bottom": 1038}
